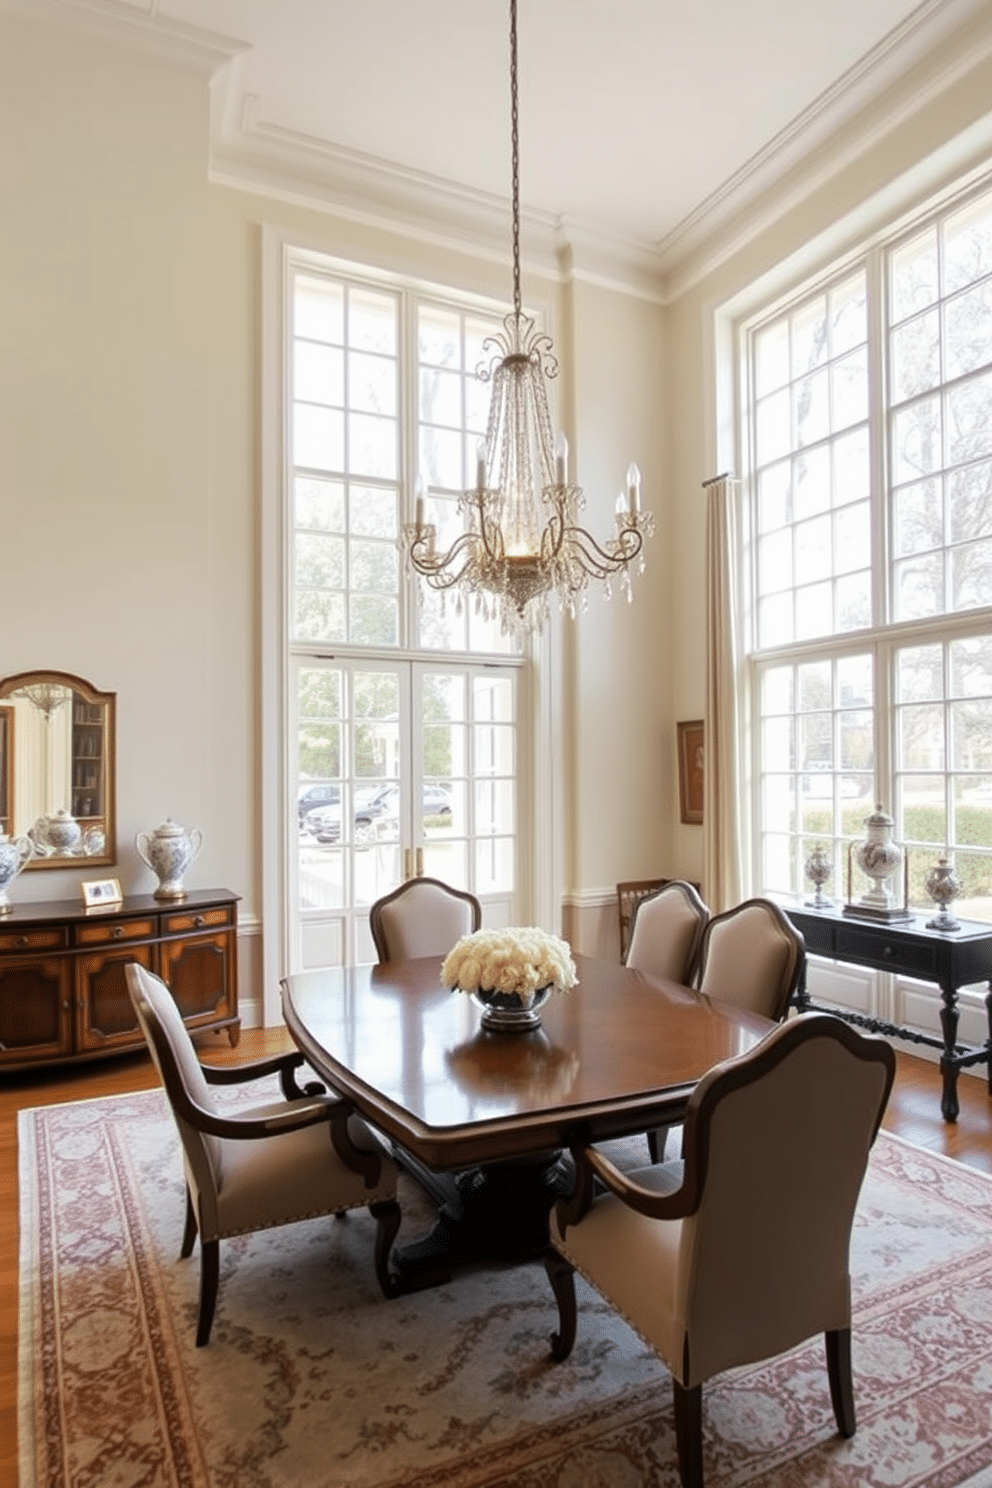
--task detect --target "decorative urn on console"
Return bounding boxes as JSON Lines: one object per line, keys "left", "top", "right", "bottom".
{"left": 31, "top": 809, "right": 82, "bottom": 856}
{"left": 845, "top": 803, "right": 910, "bottom": 922}
{"left": 136, "top": 817, "right": 203, "bottom": 900}
{"left": 925, "top": 856, "right": 963, "bottom": 932}
{"left": 0, "top": 832, "right": 33, "bottom": 913}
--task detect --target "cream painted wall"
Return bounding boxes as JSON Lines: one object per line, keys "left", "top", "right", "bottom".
{"left": 0, "top": 12, "right": 669, "bottom": 1010}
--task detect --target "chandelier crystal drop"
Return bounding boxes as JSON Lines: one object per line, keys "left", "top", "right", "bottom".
{"left": 403, "top": 0, "right": 652, "bottom": 637}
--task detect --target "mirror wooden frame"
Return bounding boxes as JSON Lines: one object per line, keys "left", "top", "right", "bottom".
{"left": 0, "top": 669, "right": 117, "bottom": 870}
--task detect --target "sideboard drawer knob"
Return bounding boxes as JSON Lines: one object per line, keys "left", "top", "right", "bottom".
{"left": 882, "top": 944, "right": 892, "bottom": 957}
{"left": 112, "top": 926, "right": 123, "bottom": 939}
{"left": 195, "top": 915, "right": 205, "bottom": 928}
{"left": 15, "top": 936, "right": 27, "bottom": 948}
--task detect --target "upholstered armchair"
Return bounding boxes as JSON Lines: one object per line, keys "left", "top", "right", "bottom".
{"left": 370, "top": 875, "right": 481, "bottom": 962}
{"left": 626, "top": 879, "right": 709, "bottom": 984}
{"left": 545, "top": 1014, "right": 895, "bottom": 1488}
{"left": 694, "top": 895, "right": 805, "bottom": 1022}
{"left": 126, "top": 964, "right": 401, "bottom": 1346}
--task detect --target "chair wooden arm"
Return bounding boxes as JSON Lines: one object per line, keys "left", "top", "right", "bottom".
{"left": 555, "top": 1143, "right": 699, "bottom": 1239}
{"left": 200, "top": 1050, "right": 326, "bottom": 1099}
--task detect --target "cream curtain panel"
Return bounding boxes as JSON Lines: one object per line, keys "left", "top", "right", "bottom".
{"left": 703, "top": 475, "right": 746, "bottom": 912}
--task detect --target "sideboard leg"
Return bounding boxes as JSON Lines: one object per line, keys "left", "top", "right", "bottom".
{"left": 939, "top": 981, "right": 960, "bottom": 1123}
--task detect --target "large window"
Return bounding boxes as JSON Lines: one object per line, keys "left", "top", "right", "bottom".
{"left": 286, "top": 254, "right": 527, "bottom": 968}
{"left": 747, "top": 178, "right": 992, "bottom": 921}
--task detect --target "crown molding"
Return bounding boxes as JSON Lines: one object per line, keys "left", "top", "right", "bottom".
{"left": 656, "top": 0, "right": 992, "bottom": 299}
{"left": 0, "top": 0, "right": 248, "bottom": 75}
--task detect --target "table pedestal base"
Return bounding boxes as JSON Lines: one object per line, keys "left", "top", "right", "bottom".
{"left": 391, "top": 1149, "right": 572, "bottom": 1292}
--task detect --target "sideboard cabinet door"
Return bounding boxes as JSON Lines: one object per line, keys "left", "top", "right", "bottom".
{"left": 158, "top": 904, "right": 238, "bottom": 1043}
{"left": 0, "top": 955, "right": 73, "bottom": 1064}
{"left": 75, "top": 943, "right": 155, "bottom": 1054}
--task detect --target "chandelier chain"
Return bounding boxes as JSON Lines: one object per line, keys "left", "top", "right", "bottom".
{"left": 509, "top": 0, "right": 521, "bottom": 322}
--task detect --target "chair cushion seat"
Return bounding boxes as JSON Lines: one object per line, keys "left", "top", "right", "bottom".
{"left": 210, "top": 1107, "right": 396, "bottom": 1240}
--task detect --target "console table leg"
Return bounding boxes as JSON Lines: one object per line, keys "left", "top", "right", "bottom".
{"left": 985, "top": 982, "right": 992, "bottom": 1096}
{"left": 939, "top": 981, "right": 960, "bottom": 1123}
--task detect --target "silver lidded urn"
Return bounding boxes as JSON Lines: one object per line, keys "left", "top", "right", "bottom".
{"left": 804, "top": 844, "right": 833, "bottom": 908}
{"left": 925, "top": 856, "right": 963, "bottom": 932}
{"left": 136, "top": 817, "right": 203, "bottom": 900}
{"left": 0, "top": 832, "right": 33, "bottom": 913}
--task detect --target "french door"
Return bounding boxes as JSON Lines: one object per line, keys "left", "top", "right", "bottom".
{"left": 291, "top": 655, "right": 520, "bottom": 968}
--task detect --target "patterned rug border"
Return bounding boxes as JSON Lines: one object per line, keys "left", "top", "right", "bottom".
{"left": 18, "top": 1086, "right": 992, "bottom": 1488}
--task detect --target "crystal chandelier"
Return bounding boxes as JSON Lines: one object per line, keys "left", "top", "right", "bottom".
{"left": 404, "top": 0, "right": 652, "bottom": 636}
{"left": 15, "top": 680, "right": 72, "bottom": 719}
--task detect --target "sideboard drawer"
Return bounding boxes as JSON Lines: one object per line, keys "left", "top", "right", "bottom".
{"left": 838, "top": 927, "right": 938, "bottom": 980}
{"left": 0, "top": 925, "right": 68, "bottom": 953}
{"left": 161, "top": 905, "right": 235, "bottom": 935}
{"left": 74, "top": 916, "right": 157, "bottom": 947}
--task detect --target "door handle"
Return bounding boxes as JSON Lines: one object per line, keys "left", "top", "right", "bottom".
{"left": 416, "top": 847, "right": 424, "bottom": 878}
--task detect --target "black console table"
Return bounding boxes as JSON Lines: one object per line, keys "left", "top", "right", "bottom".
{"left": 780, "top": 898, "right": 992, "bottom": 1122}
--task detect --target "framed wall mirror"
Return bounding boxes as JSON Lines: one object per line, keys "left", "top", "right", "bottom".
{"left": 0, "top": 670, "right": 116, "bottom": 870}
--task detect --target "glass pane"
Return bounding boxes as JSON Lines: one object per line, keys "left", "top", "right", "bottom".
{"left": 954, "top": 783, "right": 992, "bottom": 845}
{"left": 475, "top": 778, "right": 515, "bottom": 833}
{"left": 950, "top": 636, "right": 992, "bottom": 698}
{"left": 294, "top": 405, "right": 344, "bottom": 472}
{"left": 948, "top": 850, "right": 992, "bottom": 921}
{"left": 349, "top": 484, "right": 397, "bottom": 540}
{"left": 348, "top": 412, "right": 397, "bottom": 479}
{"left": 894, "top": 552, "right": 944, "bottom": 620}
{"left": 893, "top": 478, "right": 942, "bottom": 556}
{"left": 949, "top": 458, "right": 992, "bottom": 542}
{"left": 792, "top": 297, "right": 828, "bottom": 374}
{"left": 795, "top": 514, "right": 831, "bottom": 583}
{"left": 763, "top": 775, "right": 795, "bottom": 832}
{"left": 795, "top": 580, "right": 833, "bottom": 639}
{"left": 891, "top": 396, "right": 941, "bottom": 483}
{"left": 898, "top": 704, "right": 946, "bottom": 769}
{"left": 951, "top": 538, "right": 992, "bottom": 610}
{"left": 758, "top": 529, "right": 792, "bottom": 592}
{"left": 835, "top": 571, "right": 871, "bottom": 632}
{"left": 946, "top": 370, "right": 992, "bottom": 465}
{"left": 799, "top": 711, "right": 832, "bottom": 768}
{"left": 350, "top": 538, "right": 397, "bottom": 594}
{"left": 897, "top": 644, "right": 943, "bottom": 702}
{"left": 794, "top": 445, "right": 830, "bottom": 519}
{"left": 833, "top": 425, "right": 870, "bottom": 500}
{"left": 890, "top": 309, "right": 940, "bottom": 401}
{"left": 754, "top": 319, "right": 789, "bottom": 395}
{"left": 837, "top": 654, "right": 873, "bottom": 707}
{"left": 296, "top": 476, "right": 345, "bottom": 532}
{"left": 294, "top": 342, "right": 344, "bottom": 405}
{"left": 757, "top": 460, "right": 791, "bottom": 530}
{"left": 419, "top": 426, "right": 464, "bottom": 490}
{"left": 349, "top": 351, "right": 396, "bottom": 417}
{"left": 900, "top": 776, "right": 946, "bottom": 843}
{"left": 798, "top": 661, "right": 831, "bottom": 712}
{"left": 830, "top": 274, "right": 867, "bottom": 356}
{"left": 419, "top": 306, "right": 461, "bottom": 367}
{"left": 294, "top": 590, "right": 345, "bottom": 643}
{"left": 295, "top": 277, "right": 344, "bottom": 343}
{"left": 794, "top": 368, "right": 829, "bottom": 447}
{"left": 756, "top": 388, "right": 791, "bottom": 464}
{"left": 943, "top": 196, "right": 992, "bottom": 294}
{"left": 475, "top": 835, "right": 513, "bottom": 894}
{"left": 295, "top": 532, "right": 344, "bottom": 589}
{"left": 831, "top": 348, "right": 868, "bottom": 429}
{"left": 800, "top": 794, "right": 834, "bottom": 834}
{"left": 890, "top": 228, "right": 939, "bottom": 322}
{"left": 951, "top": 699, "right": 992, "bottom": 769}
{"left": 945, "top": 281, "right": 992, "bottom": 380}
{"left": 834, "top": 502, "right": 870, "bottom": 574}
{"left": 420, "top": 366, "right": 462, "bottom": 426}
{"left": 761, "top": 715, "right": 793, "bottom": 770}
{"left": 759, "top": 593, "right": 792, "bottom": 648}
{"left": 475, "top": 723, "right": 514, "bottom": 775}
{"left": 348, "top": 288, "right": 396, "bottom": 354}
{"left": 350, "top": 595, "right": 397, "bottom": 647}
{"left": 762, "top": 834, "right": 794, "bottom": 895}
{"left": 761, "top": 666, "right": 794, "bottom": 714}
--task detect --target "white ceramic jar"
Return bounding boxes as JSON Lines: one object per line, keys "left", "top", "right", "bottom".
{"left": 135, "top": 818, "right": 203, "bottom": 900}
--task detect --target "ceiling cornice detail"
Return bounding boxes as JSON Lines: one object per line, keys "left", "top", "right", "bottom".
{"left": 0, "top": 0, "right": 247, "bottom": 75}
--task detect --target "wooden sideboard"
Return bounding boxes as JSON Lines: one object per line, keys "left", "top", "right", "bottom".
{"left": 0, "top": 888, "right": 240, "bottom": 1073}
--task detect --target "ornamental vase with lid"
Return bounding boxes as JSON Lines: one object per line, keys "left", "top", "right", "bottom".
{"left": 32, "top": 809, "right": 82, "bottom": 855}
{"left": 925, "top": 856, "right": 963, "bottom": 932}
{"left": 136, "top": 817, "right": 203, "bottom": 900}
{"left": 804, "top": 844, "right": 833, "bottom": 908}
{"left": 854, "top": 803, "right": 903, "bottom": 912}
{"left": 0, "top": 832, "right": 33, "bottom": 912}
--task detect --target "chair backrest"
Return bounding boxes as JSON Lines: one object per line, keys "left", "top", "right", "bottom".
{"left": 695, "top": 897, "right": 804, "bottom": 1022}
{"left": 675, "top": 1013, "right": 895, "bottom": 1385}
{"left": 625, "top": 879, "right": 709, "bottom": 984}
{"left": 125, "top": 962, "right": 221, "bottom": 1202}
{"left": 369, "top": 876, "right": 482, "bottom": 962}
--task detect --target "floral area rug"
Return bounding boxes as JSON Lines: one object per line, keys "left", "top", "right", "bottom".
{"left": 17, "top": 1085, "right": 992, "bottom": 1488}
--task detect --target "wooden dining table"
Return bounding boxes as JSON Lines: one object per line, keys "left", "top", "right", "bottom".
{"left": 281, "top": 953, "right": 773, "bottom": 1288}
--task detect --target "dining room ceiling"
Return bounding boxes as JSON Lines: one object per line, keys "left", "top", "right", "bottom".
{"left": 87, "top": 0, "right": 992, "bottom": 263}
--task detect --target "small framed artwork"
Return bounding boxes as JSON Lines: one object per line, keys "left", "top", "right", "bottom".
{"left": 677, "top": 720, "right": 705, "bottom": 825}
{"left": 81, "top": 877, "right": 123, "bottom": 908}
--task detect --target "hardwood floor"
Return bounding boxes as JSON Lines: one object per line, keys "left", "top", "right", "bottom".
{"left": 1, "top": 1031, "right": 991, "bottom": 1483}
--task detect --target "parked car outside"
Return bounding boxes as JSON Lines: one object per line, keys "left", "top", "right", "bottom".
{"left": 305, "top": 783, "right": 452, "bottom": 845}
{"left": 297, "top": 781, "right": 340, "bottom": 825}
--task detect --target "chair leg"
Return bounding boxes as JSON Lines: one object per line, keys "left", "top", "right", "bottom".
{"left": 371, "top": 1199, "right": 402, "bottom": 1299}
{"left": 673, "top": 1380, "right": 704, "bottom": 1488}
{"left": 826, "top": 1328, "right": 856, "bottom": 1437}
{"left": 647, "top": 1125, "right": 671, "bottom": 1163}
{"left": 196, "top": 1239, "right": 220, "bottom": 1348}
{"left": 181, "top": 1187, "right": 197, "bottom": 1259}
{"left": 544, "top": 1248, "right": 577, "bottom": 1362}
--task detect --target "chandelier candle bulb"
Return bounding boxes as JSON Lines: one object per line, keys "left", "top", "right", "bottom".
{"left": 555, "top": 432, "right": 568, "bottom": 486}
{"left": 628, "top": 462, "right": 641, "bottom": 514}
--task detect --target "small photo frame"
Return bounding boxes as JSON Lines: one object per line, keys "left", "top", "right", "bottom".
{"left": 677, "top": 720, "right": 705, "bottom": 825}
{"left": 81, "top": 877, "right": 123, "bottom": 907}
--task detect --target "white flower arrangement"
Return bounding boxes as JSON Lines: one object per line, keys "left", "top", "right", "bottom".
{"left": 440, "top": 926, "right": 578, "bottom": 1008}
